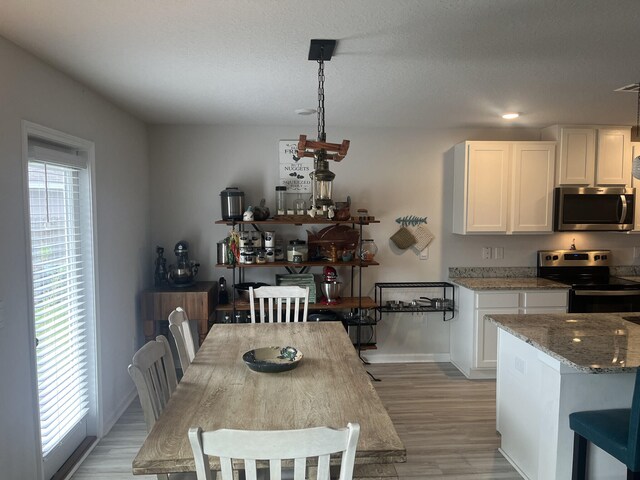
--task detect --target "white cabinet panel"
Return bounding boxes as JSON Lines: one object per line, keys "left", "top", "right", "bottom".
{"left": 451, "top": 286, "right": 568, "bottom": 379}
{"left": 522, "top": 291, "right": 568, "bottom": 308}
{"left": 475, "top": 308, "right": 518, "bottom": 369}
{"left": 542, "top": 125, "right": 631, "bottom": 187}
{"left": 596, "top": 128, "right": 631, "bottom": 185}
{"left": 511, "top": 143, "right": 556, "bottom": 232}
{"left": 465, "top": 143, "right": 510, "bottom": 233}
{"left": 476, "top": 292, "right": 519, "bottom": 308}
{"left": 453, "top": 141, "right": 556, "bottom": 235}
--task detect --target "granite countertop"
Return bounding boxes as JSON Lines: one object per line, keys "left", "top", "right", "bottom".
{"left": 487, "top": 312, "right": 640, "bottom": 373}
{"left": 621, "top": 276, "right": 640, "bottom": 283}
{"left": 450, "top": 277, "right": 569, "bottom": 291}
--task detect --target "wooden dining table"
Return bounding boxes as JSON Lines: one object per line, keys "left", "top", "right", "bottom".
{"left": 132, "top": 321, "right": 406, "bottom": 478}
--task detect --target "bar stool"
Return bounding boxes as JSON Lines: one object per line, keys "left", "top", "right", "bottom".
{"left": 569, "top": 368, "right": 640, "bottom": 480}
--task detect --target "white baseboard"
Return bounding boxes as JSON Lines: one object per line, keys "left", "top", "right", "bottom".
{"left": 102, "top": 387, "right": 137, "bottom": 437}
{"left": 362, "top": 353, "right": 451, "bottom": 363}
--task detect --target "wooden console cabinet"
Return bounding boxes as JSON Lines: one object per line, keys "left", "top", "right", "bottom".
{"left": 140, "top": 281, "right": 216, "bottom": 345}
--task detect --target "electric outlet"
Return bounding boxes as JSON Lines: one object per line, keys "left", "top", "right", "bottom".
{"left": 494, "top": 247, "right": 504, "bottom": 259}
{"left": 419, "top": 248, "right": 429, "bottom": 260}
{"left": 482, "top": 247, "right": 492, "bottom": 260}
{"left": 634, "top": 247, "right": 640, "bottom": 259}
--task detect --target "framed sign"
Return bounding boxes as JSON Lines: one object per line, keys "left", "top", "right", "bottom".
{"left": 279, "top": 140, "right": 313, "bottom": 193}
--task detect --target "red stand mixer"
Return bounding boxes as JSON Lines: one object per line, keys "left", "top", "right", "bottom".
{"left": 320, "top": 266, "right": 342, "bottom": 304}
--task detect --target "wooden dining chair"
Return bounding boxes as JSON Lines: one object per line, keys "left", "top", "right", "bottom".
{"left": 128, "top": 335, "right": 178, "bottom": 433}
{"left": 569, "top": 367, "right": 640, "bottom": 479}
{"left": 169, "top": 306, "right": 198, "bottom": 372}
{"left": 188, "top": 423, "right": 360, "bottom": 480}
{"left": 128, "top": 335, "right": 180, "bottom": 480}
{"left": 249, "top": 285, "right": 310, "bottom": 323}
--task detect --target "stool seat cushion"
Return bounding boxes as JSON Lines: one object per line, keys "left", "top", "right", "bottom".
{"left": 569, "top": 409, "right": 630, "bottom": 466}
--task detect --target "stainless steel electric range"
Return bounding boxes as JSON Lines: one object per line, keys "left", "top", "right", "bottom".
{"left": 538, "top": 249, "right": 640, "bottom": 313}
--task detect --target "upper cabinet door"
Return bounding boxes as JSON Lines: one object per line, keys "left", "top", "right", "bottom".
{"left": 465, "top": 143, "right": 510, "bottom": 233}
{"left": 510, "top": 143, "right": 556, "bottom": 233}
{"left": 595, "top": 128, "right": 631, "bottom": 186}
{"left": 558, "top": 127, "right": 595, "bottom": 186}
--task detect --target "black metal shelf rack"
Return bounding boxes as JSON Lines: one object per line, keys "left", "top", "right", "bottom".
{"left": 374, "top": 281, "right": 456, "bottom": 321}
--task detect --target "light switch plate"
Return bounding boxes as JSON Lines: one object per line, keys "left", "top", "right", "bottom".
{"left": 494, "top": 247, "right": 504, "bottom": 259}
{"left": 634, "top": 247, "right": 640, "bottom": 259}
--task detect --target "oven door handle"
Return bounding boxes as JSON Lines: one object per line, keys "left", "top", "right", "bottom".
{"left": 574, "top": 289, "right": 640, "bottom": 296}
{"left": 620, "top": 194, "right": 628, "bottom": 223}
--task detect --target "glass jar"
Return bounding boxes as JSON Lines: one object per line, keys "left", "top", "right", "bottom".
{"left": 287, "top": 240, "right": 308, "bottom": 263}
{"left": 276, "top": 186, "right": 287, "bottom": 215}
{"left": 358, "top": 239, "right": 378, "bottom": 262}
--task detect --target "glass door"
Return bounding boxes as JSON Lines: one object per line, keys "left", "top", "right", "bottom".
{"left": 25, "top": 130, "right": 97, "bottom": 480}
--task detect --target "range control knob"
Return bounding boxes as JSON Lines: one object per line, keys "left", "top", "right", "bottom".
{"left": 553, "top": 255, "right": 559, "bottom": 260}
{"left": 595, "top": 255, "right": 600, "bottom": 261}
{"left": 602, "top": 255, "right": 608, "bottom": 260}
{"left": 545, "top": 255, "right": 552, "bottom": 261}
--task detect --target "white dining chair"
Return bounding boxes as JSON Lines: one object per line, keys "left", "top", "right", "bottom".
{"left": 188, "top": 423, "right": 360, "bottom": 480}
{"left": 169, "top": 306, "right": 198, "bottom": 372}
{"left": 249, "top": 285, "right": 310, "bottom": 323}
{"left": 128, "top": 335, "right": 180, "bottom": 480}
{"left": 128, "top": 335, "right": 178, "bottom": 433}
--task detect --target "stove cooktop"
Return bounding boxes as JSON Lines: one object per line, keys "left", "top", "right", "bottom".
{"left": 537, "top": 249, "right": 640, "bottom": 291}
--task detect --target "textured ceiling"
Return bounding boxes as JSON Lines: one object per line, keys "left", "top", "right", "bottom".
{"left": 1, "top": 0, "right": 639, "bottom": 129}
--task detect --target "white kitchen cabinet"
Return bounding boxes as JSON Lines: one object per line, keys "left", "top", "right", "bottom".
{"left": 452, "top": 141, "right": 555, "bottom": 234}
{"left": 450, "top": 286, "right": 567, "bottom": 379}
{"left": 542, "top": 125, "right": 631, "bottom": 186}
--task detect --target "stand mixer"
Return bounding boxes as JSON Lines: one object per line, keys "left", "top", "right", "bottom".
{"left": 167, "top": 240, "right": 200, "bottom": 287}
{"left": 320, "top": 266, "right": 342, "bottom": 304}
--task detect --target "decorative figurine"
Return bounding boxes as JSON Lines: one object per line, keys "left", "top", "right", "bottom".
{"left": 243, "top": 206, "right": 254, "bottom": 221}
{"left": 154, "top": 246, "right": 168, "bottom": 287}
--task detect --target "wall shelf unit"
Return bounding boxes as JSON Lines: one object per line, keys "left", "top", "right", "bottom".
{"left": 374, "top": 282, "right": 456, "bottom": 321}
{"left": 215, "top": 217, "right": 380, "bottom": 348}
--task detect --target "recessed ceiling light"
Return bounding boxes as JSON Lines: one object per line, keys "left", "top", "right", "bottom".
{"left": 295, "top": 108, "right": 316, "bottom": 115}
{"left": 502, "top": 112, "right": 520, "bottom": 120}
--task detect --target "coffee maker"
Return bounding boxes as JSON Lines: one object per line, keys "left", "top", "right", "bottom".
{"left": 167, "top": 240, "right": 200, "bottom": 287}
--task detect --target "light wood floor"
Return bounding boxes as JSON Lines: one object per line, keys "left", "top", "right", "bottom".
{"left": 71, "top": 363, "right": 521, "bottom": 480}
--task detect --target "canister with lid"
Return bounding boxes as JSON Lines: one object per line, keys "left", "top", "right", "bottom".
{"left": 287, "top": 240, "right": 308, "bottom": 263}
{"left": 220, "top": 187, "right": 245, "bottom": 220}
{"left": 263, "top": 231, "right": 275, "bottom": 247}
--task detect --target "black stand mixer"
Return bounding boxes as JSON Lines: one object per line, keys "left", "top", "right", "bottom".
{"left": 167, "top": 240, "right": 200, "bottom": 287}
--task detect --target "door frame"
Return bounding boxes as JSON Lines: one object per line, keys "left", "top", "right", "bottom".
{"left": 21, "top": 120, "right": 101, "bottom": 479}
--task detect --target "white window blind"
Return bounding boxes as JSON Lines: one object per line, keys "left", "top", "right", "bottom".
{"left": 28, "top": 144, "right": 90, "bottom": 457}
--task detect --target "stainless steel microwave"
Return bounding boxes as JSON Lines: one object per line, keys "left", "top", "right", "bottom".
{"left": 554, "top": 186, "right": 635, "bottom": 231}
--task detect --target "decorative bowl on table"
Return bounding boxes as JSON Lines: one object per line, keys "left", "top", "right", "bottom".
{"left": 242, "top": 346, "right": 303, "bottom": 373}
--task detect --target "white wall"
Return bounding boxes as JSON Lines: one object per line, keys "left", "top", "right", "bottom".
{"left": 0, "top": 36, "right": 149, "bottom": 478}
{"left": 148, "top": 125, "right": 640, "bottom": 362}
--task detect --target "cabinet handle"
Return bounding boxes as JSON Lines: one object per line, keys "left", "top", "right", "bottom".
{"left": 619, "top": 194, "right": 628, "bottom": 224}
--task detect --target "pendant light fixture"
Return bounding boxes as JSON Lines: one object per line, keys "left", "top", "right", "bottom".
{"left": 297, "top": 39, "right": 350, "bottom": 214}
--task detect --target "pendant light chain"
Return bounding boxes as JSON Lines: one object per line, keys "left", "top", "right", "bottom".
{"left": 317, "top": 52, "right": 326, "bottom": 142}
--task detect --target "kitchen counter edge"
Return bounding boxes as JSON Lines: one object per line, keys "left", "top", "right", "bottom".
{"left": 487, "top": 312, "right": 640, "bottom": 374}
{"left": 449, "top": 277, "right": 570, "bottom": 291}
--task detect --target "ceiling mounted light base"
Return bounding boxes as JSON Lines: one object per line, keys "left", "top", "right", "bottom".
{"left": 308, "top": 39, "right": 336, "bottom": 61}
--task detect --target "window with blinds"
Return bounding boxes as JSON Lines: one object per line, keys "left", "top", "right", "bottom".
{"left": 27, "top": 144, "right": 91, "bottom": 457}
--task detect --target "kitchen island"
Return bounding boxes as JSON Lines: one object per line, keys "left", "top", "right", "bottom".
{"left": 487, "top": 312, "right": 640, "bottom": 480}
